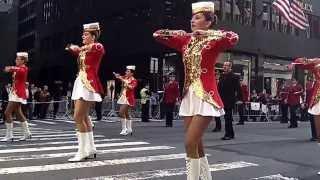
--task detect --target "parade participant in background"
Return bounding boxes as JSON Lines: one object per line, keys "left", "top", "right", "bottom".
{"left": 66, "top": 22, "right": 105, "bottom": 162}
{"left": 1, "top": 52, "right": 31, "bottom": 142}
{"left": 114, "top": 65, "right": 138, "bottom": 136}
{"left": 153, "top": 1, "right": 239, "bottom": 179}
{"left": 305, "top": 78, "right": 317, "bottom": 141}
{"left": 163, "top": 74, "right": 180, "bottom": 127}
{"left": 290, "top": 57, "right": 320, "bottom": 175}
{"left": 287, "top": 78, "right": 303, "bottom": 128}
{"left": 279, "top": 82, "right": 289, "bottom": 123}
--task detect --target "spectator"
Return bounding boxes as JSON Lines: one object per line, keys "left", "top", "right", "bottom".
{"left": 237, "top": 79, "right": 249, "bottom": 125}
{"left": 250, "top": 89, "right": 259, "bottom": 122}
{"left": 0, "top": 84, "right": 9, "bottom": 124}
{"left": 140, "top": 84, "right": 151, "bottom": 122}
{"left": 150, "top": 92, "right": 159, "bottom": 118}
{"left": 52, "top": 82, "right": 64, "bottom": 119}
{"left": 39, "top": 85, "right": 51, "bottom": 119}
{"left": 33, "top": 87, "right": 42, "bottom": 119}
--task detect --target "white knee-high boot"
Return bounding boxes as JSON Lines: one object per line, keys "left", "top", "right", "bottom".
{"left": 120, "top": 119, "right": 128, "bottom": 135}
{"left": 0, "top": 123, "right": 13, "bottom": 142}
{"left": 68, "top": 132, "right": 88, "bottom": 162}
{"left": 186, "top": 157, "right": 200, "bottom": 180}
{"left": 126, "top": 120, "right": 133, "bottom": 135}
{"left": 86, "top": 131, "right": 97, "bottom": 159}
{"left": 200, "top": 156, "right": 212, "bottom": 180}
{"left": 19, "top": 121, "right": 32, "bottom": 141}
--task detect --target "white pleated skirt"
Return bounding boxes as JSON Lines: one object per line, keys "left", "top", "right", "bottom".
{"left": 308, "top": 101, "right": 320, "bottom": 115}
{"left": 71, "top": 77, "right": 102, "bottom": 102}
{"left": 179, "top": 87, "right": 225, "bottom": 117}
{"left": 117, "top": 94, "right": 129, "bottom": 105}
{"left": 8, "top": 92, "right": 27, "bottom": 104}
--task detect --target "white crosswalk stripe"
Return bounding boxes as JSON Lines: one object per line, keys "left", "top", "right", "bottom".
{"left": 29, "top": 120, "right": 57, "bottom": 125}
{"left": 78, "top": 161, "right": 259, "bottom": 180}
{"left": 0, "top": 141, "right": 150, "bottom": 154}
{"left": 0, "top": 126, "right": 276, "bottom": 179}
{"left": 0, "top": 138, "right": 125, "bottom": 147}
{"left": 0, "top": 153, "right": 186, "bottom": 174}
{"left": 250, "top": 174, "right": 299, "bottom": 180}
{"left": 0, "top": 146, "right": 174, "bottom": 162}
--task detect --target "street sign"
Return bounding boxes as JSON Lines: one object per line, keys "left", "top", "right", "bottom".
{"left": 150, "top": 57, "right": 159, "bottom": 74}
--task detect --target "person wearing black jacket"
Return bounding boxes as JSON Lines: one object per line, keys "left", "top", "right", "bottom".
{"left": 218, "top": 61, "right": 242, "bottom": 140}
{"left": 0, "top": 85, "right": 9, "bottom": 124}
{"left": 52, "top": 82, "right": 64, "bottom": 119}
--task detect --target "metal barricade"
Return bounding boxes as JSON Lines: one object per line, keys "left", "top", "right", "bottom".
{"left": 233, "top": 101, "right": 281, "bottom": 122}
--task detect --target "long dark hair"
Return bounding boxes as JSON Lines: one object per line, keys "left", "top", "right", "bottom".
{"left": 201, "top": 11, "right": 217, "bottom": 28}
{"left": 88, "top": 30, "right": 101, "bottom": 42}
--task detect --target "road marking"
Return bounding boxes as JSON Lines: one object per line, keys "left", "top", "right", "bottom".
{"left": 0, "top": 153, "right": 186, "bottom": 174}
{"left": 30, "top": 120, "right": 57, "bottom": 125}
{"left": 0, "top": 138, "right": 124, "bottom": 147}
{"left": 0, "top": 131, "right": 77, "bottom": 136}
{"left": 0, "top": 141, "right": 149, "bottom": 154}
{"left": 251, "top": 174, "right": 299, "bottom": 180}
{"left": 0, "top": 146, "right": 174, "bottom": 162}
{"left": 77, "top": 161, "right": 258, "bottom": 180}
{"left": 45, "top": 119, "right": 74, "bottom": 124}
{"left": 18, "top": 133, "right": 77, "bottom": 138}
{"left": 15, "top": 135, "right": 105, "bottom": 142}
{"left": 12, "top": 122, "right": 37, "bottom": 126}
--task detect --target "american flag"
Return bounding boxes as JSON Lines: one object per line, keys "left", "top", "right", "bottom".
{"left": 272, "top": 0, "right": 309, "bottom": 30}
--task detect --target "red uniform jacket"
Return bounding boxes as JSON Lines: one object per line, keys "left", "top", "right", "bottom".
{"left": 306, "top": 81, "right": 314, "bottom": 106}
{"left": 120, "top": 76, "right": 138, "bottom": 107}
{"left": 240, "top": 84, "right": 249, "bottom": 102}
{"left": 154, "top": 29, "right": 239, "bottom": 108}
{"left": 9, "top": 65, "right": 28, "bottom": 99}
{"left": 279, "top": 86, "right": 289, "bottom": 104}
{"left": 295, "top": 59, "right": 320, "bottom": 108}
{"left": 287, "top": 84, "right": 303, "bottom": 106}
{"left": 164, "top": 80, "right": 179, "bottom": 104}
{"left": 69, "top": 43, "right": 105, "bottom": 94}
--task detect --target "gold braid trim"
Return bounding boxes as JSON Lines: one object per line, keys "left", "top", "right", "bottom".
{"left": 78, "top": 50, "right": 96, "bottom": 92}
{"left": 183, "top": 30, "right": 223, "bottom": 109}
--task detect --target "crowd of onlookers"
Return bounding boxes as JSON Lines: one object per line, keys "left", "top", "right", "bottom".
{"left": 0, "top": 75, "right": 316, "bottom": 141}
{"left": 0, "top": 81, "right": 70, "bottom": 123}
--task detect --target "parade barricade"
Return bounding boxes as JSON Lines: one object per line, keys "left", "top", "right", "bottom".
{"left": 233, "top": 101, "right": 281, "bottom": 122}
{"left": 0, "top": 97, "right": 181, "bottom": 121}
{"left": 0, "top": 97, "right": 72, "bottom": 119}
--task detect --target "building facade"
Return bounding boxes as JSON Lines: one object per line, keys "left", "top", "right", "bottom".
{"left": 17, "top": 0, "right": 320, "bottom": 95}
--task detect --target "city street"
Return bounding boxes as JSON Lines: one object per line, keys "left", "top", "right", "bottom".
{"left": 0, "top": 117, "right": 319, "bottom": 180}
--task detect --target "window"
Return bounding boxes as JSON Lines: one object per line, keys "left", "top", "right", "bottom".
{"left": 214, "top": 0, "right": 222, "bottom": 20}
{"left": 243, "top": 0, "right": 254, "bottom": 26}
{"left": 42, "top": 0, "right": 62, "bottom": 24}
{"left": 271, "top": 6, "right": 280, "bottom": 32}
{"left": 225, "top": 0, "right": 232, "bottom": 22}
{"left": 262, "top": 2, "right": 270, "bottom": 30}
{"left": 233, "top": 0, "right": 241, "bottom": 23}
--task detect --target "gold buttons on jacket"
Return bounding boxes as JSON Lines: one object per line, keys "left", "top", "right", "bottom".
{"left": 208, "top": 91, "right": 214, "bottom": 96}
{"left": 201, "top": 68, "right": 208, "bottom": 74}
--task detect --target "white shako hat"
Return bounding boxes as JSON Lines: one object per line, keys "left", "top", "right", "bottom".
{"left": 126, "top": 65, "right": 136, "bottom": 71}
{"left": 192, "top": 1, "right": 215, "bottom": 15}
{"left": 16, "top": 52, "right": 28, "bottom": 58}
{"left": 83, "top": 22, "right": 100, "bottom": 31}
